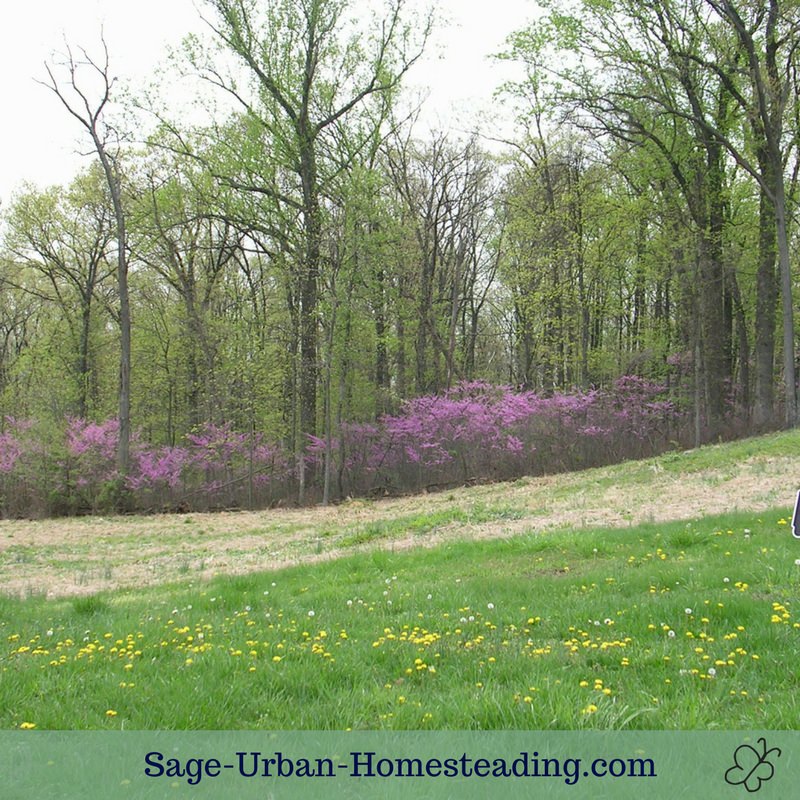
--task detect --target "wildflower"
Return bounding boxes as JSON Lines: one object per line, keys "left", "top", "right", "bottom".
{"left": 708, "top": 668, "right": 716, "bottom": 677}
{"left": 308, "top": 610, "right": 315, "bottom": 618}
{"left": 685, "top": 608, "right": 692, "bottom": 615}
{"left": 19, "top": 722, "right": 36, "bottom": 729}
{"left": 795, "top": 559, "right": 800, "bottom": 567}
{"left": 106, "top": 710, "right": 118, "bottom": 717}
{"left": 487, "top": 603, "right": 494, "bottom": 610}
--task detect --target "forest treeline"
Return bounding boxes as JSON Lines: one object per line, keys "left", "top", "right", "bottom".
{"left": 0, "top": 0, "right": 799, "bottom": 514}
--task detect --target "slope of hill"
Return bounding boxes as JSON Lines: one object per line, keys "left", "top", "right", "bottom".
{"left": 2, "top": 429, "right": 798, "bottom": 598}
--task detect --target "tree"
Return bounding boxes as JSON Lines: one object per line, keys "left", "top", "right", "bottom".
{"left": 691, "top": 0, "right": 800, "bottom": 426}
{"left": 4, "top": 170, "right": 115, "bottom": 417}
{"left": 175, "top": 0, "right": 431, "bottom": 498}
{"left": 133, "top": 155, "right": 243, "bottom": 427}
{"left": 506, "top": 0, "right": 800, "bottom": 432}
{"left": 501, "top": 0, "right": 769, "bottom": 436}
{"left": 41, "top": 37, "right": 133, "bottom": 475}
{"left": 385, "top": 133, "right": 501, "bottom": 394}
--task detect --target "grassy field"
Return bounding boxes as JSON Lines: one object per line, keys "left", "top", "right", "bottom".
{"left": 2, "top": 502, "right": 799, "bottom": 729}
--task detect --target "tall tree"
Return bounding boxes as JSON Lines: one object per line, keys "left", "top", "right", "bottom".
{"left": 175, "top": 0, "right": 430, "bottom": 498}
{"left": 4, "top": 171, "right": 115, "bottom": 417}
{"left": 41, "top": 37, "right": 133, "bottom": 475}
{"left": 502, "top": 0, "right": 757, "bottom": 436}
{"left": 692, "top": 0, "right": 800, "bottom": 425}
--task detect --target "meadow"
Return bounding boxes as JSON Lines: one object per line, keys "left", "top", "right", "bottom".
{"left": 2, "top": 497, "right": 798, "bottom": 729}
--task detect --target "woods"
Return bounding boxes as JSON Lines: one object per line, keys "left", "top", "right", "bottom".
{"left": 1, "top": 0, "right": 799, "bottom": 514}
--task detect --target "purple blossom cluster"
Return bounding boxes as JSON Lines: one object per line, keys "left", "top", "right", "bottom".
{"left": 0, "top": 418, "right": 294, "bottom": 515}
{"left": 0, "top": 376, "right": 683, "bottom": 516}
{"left": 321, "top": 377, "right": 682, "bottom": 495}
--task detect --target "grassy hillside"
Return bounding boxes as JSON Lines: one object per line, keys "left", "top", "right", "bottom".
{"left": 1, "top": 429, "right": 799, "bottom": 729}
{"left": 1, "top": 427, "right": 798, "bottom": 599}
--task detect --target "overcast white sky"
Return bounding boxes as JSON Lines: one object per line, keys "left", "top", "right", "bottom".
{"left": 0, "top": 0, "right": 534, "bottom": 205}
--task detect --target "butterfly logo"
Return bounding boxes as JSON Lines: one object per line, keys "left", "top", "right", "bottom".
{"left": 724, "top": 737, "right": 781, "bottom": 793}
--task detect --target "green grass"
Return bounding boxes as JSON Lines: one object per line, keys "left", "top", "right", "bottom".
{"left": 336, "top": 504, "right": 525, "bottom": 547}
{"left": 2, "top": 507, "right": 798, "bottom": 730}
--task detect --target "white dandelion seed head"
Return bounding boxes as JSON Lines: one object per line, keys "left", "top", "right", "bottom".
{"left": 427, "top": 594, "right": 432, "bottom": 600}
{"left": 708, "top": 668, "right": 716, "bottom": 677}
{"left": 346, "top": 599, "right": 353, "bottom": 606}
{"left": 795, "top": 559, "right": 800, "bottom": 567}
{"left": 668, "top": 630, "right": 676, "bottom": 638}
{"left": 685, "top": 608, "right": 693, "bottom": 615}
{"left": 487, "top": 603, "right": 495, "bottom": 610}
{"left": 308, "top": 610, "right": 315, "bottom": 617}
{"left": 723, "top": 577, "right": 730, "bottom": 583}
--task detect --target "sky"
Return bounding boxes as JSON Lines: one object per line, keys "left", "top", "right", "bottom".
{"left": 0, "top": 0, "right": 534, "bottom": 205}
